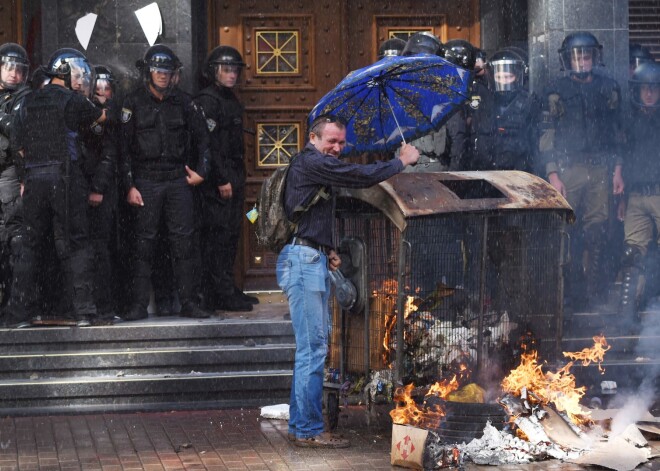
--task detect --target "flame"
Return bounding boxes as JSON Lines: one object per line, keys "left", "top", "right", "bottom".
{"left": 501, "top": 350, "right": 588, "bottom": 424}
{"left": 378, "top": 277, "right": 418, "bottom": 367}
{"left": 389, "top": 377, "right": 460, "bottom": 429}
{"left": 502, "top": 337, "right": 610, "bottom": 425}
{"left": 563, "top": 334, "right": 610, "bottom": 373}
{"left": 427, "top": 375, "right": 460, "bottom": 398}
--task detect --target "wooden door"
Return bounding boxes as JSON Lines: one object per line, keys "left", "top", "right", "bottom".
{"left": 210, "top": 0, "right": 479, "bottom": 291}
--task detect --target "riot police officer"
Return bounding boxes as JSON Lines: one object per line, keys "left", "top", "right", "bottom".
{"left": 377, "top": 37, "right": 406, "bottom": 60}
{"left": 80, "top": 65, "right": 119, "bottom": 322}
{"left": 396, "top": 36, "right": 469, "bottom": 172}
{"left": 473, "top": 48, "right": 489, "bottom": 87}
{"left": 0, "top": 44, "right": 29, "bottom": 324}
{"left": 194, "top": 46, "right": 256, "bottom": 312}
{"left": 8, "top": 48, "right": 107, "bottom": 326}
{"left": 120, "top": 44, "right": 211, "bottom": 321}
{"left": 540, "top": 32, "right": 623, "bottom": 311}
{"left": 629, "top": 43, "right": 654, "bottom": 78}
{"left": 466, "top": 48, "right": 540, "bottom": 172}
{"left": 618, "top": 62, "right": 660, "bottom": 323}
{"left": 402, "top": 31, "right": 443, "bottom": 56}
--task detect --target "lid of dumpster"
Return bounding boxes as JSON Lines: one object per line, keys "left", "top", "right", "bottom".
{"left": 336, "top": 171, "right": 574, "bottom": 231}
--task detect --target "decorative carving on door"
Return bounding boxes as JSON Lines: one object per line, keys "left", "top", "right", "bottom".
{"left": 256, "top": 122, "right": 301, "bottom": 167}
{"left": 242, "top": 15, "right": 314, "bottom": 90}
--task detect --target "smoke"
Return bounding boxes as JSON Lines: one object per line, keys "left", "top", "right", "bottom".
{"left": 608, "top": 297, "right": 660, "bottom": 436}
{"left": 609, "top": 388, "right": 654, "bottom": 437}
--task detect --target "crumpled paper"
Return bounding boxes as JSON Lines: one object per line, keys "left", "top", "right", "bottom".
{"left": 260, "top": 403, "right": 289, "bottom": 420}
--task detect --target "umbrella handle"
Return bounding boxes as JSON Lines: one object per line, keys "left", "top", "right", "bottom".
{"left": 384, "top": 93, "right": 406, "bottom": 146}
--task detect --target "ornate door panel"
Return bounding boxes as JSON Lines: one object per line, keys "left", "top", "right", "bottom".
{"left": 210, "top": 0, "right": 478, "bottom": 290}
{"left": 346, "top": 0, "right": 480, "bottom": 70}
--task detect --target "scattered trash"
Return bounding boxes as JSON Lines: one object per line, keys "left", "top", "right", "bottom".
{"left": 260, "top": 404, "right": 289, "bottom": 420}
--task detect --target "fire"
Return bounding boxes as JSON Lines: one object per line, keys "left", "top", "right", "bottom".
{"left": 563, "top": 334, "right": 610, "bottom": 373}
{"left": 502, "top": 336, "right": 610, "bottom": 426}
{"left": 378, "top": 278, "right": 418, "bottom": 367}
{"left": 390, "top": 377, "right": 460, "bottom": 429}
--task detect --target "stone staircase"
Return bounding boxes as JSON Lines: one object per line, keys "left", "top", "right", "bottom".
{"left": 561, "top": 305, "right": 660, "bottom": 402}
{"left": 0, "top": 295, "right": 295, "bottom": 416}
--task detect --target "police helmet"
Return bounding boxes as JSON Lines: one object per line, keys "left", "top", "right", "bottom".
{"left": 489, "top": 48, "right": 526, "bottom": 93}
{"left": 137, "top": 44, "right": 180, "bottom": 93}
{"left": 558, "top": 31, "right": 603, "bottom": 74}
{"left": 474, "top": 48, "right": 487, "bottom": 71}
{"left": 377, "top": 38, "right": 406, "bottom": 60}
{"left": 402, "top": 32, "right": 442, "bottom": 56}
{"left": 0, "top": 43, "right": 28, "bottom": 90}
{"left": 94, "top": 65, "right": 115, "bottom": 98}
{"left": 46, "top": 48, "right": 94, "bottom": 97}
{"left": 205, "top": 45, "right": 245, "bottom": 82}
{"left": 442, "top": 39, "right": 476, "bottom": 69}
{"left": 138, "top": 44, "right": 181, "bottom": 73}
{"left": 630, "top": 61, "right": 660, "bottom": 109}
{"left": 629, "top": 43, "right": 654, "bottom": 70}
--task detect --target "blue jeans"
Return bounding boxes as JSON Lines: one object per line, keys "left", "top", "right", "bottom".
{"left": 276, "top": 244, "right": 330, "bottom": 439}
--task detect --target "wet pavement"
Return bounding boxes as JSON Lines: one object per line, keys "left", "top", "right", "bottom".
{"left": 1, "top": 404, "right": 659, "bottom": 470}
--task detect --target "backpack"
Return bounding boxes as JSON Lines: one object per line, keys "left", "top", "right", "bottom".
{"left": 256, "top": 155, "right": 329, "bottom": 253}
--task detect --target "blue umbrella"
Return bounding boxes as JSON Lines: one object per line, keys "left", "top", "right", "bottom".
{"left": 309, "top": 54, "right": 471, "bottom": 155}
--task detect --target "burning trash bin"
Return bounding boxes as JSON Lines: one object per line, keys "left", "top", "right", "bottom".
{"left": 327, "top": 170, "right": 574, "bottom": 409}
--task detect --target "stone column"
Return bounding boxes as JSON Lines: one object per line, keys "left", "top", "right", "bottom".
{"left": 480, "top": 0, "right": 528, "bottom": 55}
{"left": 36, "top": 0, "right": 207, "bottom": 96}
{"left": 528, "top": 0, "right": 629, "bottom": 95}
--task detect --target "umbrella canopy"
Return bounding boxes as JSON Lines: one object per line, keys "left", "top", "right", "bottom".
{"left": 308, "top": 54, "right": 472, "bottom": 155}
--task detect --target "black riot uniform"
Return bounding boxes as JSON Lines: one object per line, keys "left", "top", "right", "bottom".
{"left": 120, "top": 44, "right": 211, "bottom": 321}
{"left": 539, "top": 32, "right": 622, "bottom": 311}
{"left": 9, "top": 48, "right": 102, "bottom": 325}
{"left": 466, "top": 49, "right": 540, "bottom": 172}
{"left": 618, "top": 62, "right": 660, "bottom": 323}
{"left": 194, "top": 45, "right": 256, "bottom": 311}
{"left": 0, "top": 44, "right": 30, "bottom": 316}
{"left": 80, "top": 65, "right": 119, "bottom": 320}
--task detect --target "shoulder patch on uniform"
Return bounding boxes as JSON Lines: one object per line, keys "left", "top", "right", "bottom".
{"left": 91, "top": 122, "right": 103, "bottom": 135}
{"left": 121, "top": 108, "right": 132, "bottom": 123}
{"left": 469, "top": 95, "right": 481, "bottom": 110}
{"left": 206, "top": 118, "right": 217, "bottom": 132}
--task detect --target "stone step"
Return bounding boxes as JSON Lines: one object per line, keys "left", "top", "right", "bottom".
{"left": 0, "top": 370, "right": 292, "bottom": 415}
{"left": 0, "top": 318, "right": 294, "bottom": 352}
{"left": 0, "top": 344, "right": 296, "bottom": 378}
{"left": 0, "top": 300, "right": 296, "bottom": 415}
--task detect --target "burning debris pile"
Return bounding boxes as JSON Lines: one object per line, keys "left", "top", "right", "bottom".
{"left": 390, "top": 336, "right": 656, "bottom": 470}
{"left": 380, "top": 279, "right": 518, "bottom": 382}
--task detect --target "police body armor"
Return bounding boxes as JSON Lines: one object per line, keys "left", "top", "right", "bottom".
{"left": 20, "top": 87, "right": 76, "bottom": 167}
{"left": 470, "top": 87, "right": 536, "bottom": 171}
{"left": 80, "top": 100, "right": 118, "bottom": 194}
{"left": 198, "top": 86, "right": 244, "bottom": 167}
{"left": 548, "top": 72, "right": 619, "bottom": 159}
{"left": 129, "top": 88, "right": 190, "bottom": 171}
{"left": 0, "top": 86, "right": 30, "bottom": 170}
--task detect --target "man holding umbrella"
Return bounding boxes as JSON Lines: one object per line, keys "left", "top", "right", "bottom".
{"left": 276, "top": 115, "right": 419, "bottom": 448}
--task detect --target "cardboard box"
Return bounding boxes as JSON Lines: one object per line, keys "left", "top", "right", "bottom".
{"left": 391, "top": 423, "right": 428, "bottom": 469}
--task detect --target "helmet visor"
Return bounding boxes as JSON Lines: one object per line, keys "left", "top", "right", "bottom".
{"left": 631, "top": 82, "right": 660, "bottom": 108}
{"left": 94, "top": 77, "right": 113, "bottom": 100}
{"left": 68, "top": 58, "right": 94, "bottom": 97}
{"left": 0, "top": 58, "right": 28, "bottom": 89}
{"left": 491, "top": 61, "right": 523, "bottom": 92}
{"left": 631, "top": 56, "right": 653, "bottom": 70}
{"left": 215, "top": 64, "right": 242, "bottom": 87}
{"left": 567, "top": 46, "right": 598, "bottom": 73}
